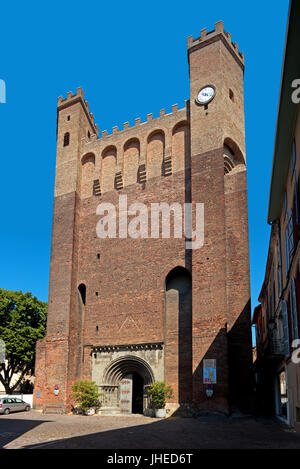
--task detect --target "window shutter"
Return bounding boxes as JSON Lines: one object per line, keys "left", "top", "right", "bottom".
{"left": 288, "top": 208, "right": 294, "bottom": 256}
{"left": 285, "top": 228, "right": 290, "bottom": 275}
{"left": 282, "top": 300, "right": 290, "bottom": 357}
{"left": 285, "top": 209, "right": 295, "bottom": 276}
{"left": 294, "top": 176, "right": 299, "bottom": 225}
{"left": 290, "top": 278, "right": 299, "bottom": 340}
{"left": 277, "top": 268, "right": 282, "bottom": 297}
{"left": 277, "top": 242, "right": 282, "bottom": 296}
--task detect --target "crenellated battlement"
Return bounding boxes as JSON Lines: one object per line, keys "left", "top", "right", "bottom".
{"left": 99, "top": 101, "right": 188, "bottom": 141}
{"left": 57, "top": 86, "right": 99, "bottom": 137}
{"left": 187, "top": 21, "right": 244, "bottom": 69}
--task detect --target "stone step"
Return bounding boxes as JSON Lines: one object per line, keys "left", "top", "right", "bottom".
{"left": 43, "top": 405, "right": 65, "bottom": 415}
{"left": 98, "top": 407, "right": 121, "bottom": 415}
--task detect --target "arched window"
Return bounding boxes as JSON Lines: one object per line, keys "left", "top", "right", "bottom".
{"left": 81, "top": 153, "right": 96, "bottom": 198}
{"left": 223, "top": 139, "right": 245, "bottom": 175}
{"left": 63, "top": 132, "right": 70, "bottom": 147}
{"left": 172, "top": 122, "right": 190, "bottom": 173}
{"left": 224, "top": 155, "right": 235, "bottom": 174}
{"left": 147, "top": 130, "right": 165, "bottom": 179}
{"left": 123, "top": 138, "right": 140, "bottom": 186}
{"left": 101, "top": 146, "right": 117, "bottom": 193}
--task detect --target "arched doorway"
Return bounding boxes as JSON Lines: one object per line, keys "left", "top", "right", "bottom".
{"left": 132, "top": 373, "right": 144, "bottom": 414}
{"left": 103, "top": 355, "right": 154, "bottom": 414}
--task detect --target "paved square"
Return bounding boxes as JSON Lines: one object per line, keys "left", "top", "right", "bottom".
{"left": 1, "top": 411, "right": 300, "bottom": 449}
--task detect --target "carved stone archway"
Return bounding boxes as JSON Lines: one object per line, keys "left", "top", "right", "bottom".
{"left": 92, "top": 344, "right": 162, "bottom": 415}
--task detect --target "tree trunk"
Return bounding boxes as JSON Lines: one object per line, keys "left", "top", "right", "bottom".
{"left": 4, "top": 383, "right": 11, "bottom": 394}
{"left": 0, "top": 365, "right": 27, "bottom": 394}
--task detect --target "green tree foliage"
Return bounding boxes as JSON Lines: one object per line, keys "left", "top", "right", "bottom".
{"left": 72, "top": 381, "right": 102, "bottom": 413}
{"left": 0, "top": 288, "right": 47, "bottom": 393}
{"left": 147, "top": 382, "right": 174, "bottom": 409}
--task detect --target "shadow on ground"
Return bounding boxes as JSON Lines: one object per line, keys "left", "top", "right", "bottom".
{"left": 21, "top": 415, "right": 300, "bottom": 450}
{"left": 0, "top": 416, "right": 49, "bottom": 449}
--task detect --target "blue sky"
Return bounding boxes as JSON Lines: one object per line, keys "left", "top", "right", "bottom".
{"left": 0, "top": 1, "right": 289, "bottom": 340}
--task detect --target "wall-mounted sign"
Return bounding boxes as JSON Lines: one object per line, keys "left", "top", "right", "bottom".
{"left": 203, "top": 359, "right": 217, "bottom": 384}
{"left": 36, "top": 391, "right": 40, "bottom": 398}
{"left": 54, "top": 384, "right": 59, "bottom": 396}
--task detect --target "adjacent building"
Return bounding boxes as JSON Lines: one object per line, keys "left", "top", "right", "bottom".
{"left": 253, "top": 0, "right": 300, "bottom": 430}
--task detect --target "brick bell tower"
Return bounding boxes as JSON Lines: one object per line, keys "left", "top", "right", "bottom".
{"left": 187, "top": 21, "right": 253, "bottom": 413}
{"left": 33, "top": 21, "right": 253, "bottom": 415}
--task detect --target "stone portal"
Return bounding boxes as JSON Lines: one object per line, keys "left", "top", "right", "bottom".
{"left": 92, "top": 343, "right": 163, "bottom": 415}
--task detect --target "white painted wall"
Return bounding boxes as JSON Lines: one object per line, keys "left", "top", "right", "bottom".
{"left": 1, "top": 394, "right": 33, "bottom": 407}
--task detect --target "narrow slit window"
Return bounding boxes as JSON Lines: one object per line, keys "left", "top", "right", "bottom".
{"left": 63, "top": 132, "right": 70, "bottom": 147}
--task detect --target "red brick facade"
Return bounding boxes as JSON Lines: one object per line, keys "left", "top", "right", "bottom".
{"left": 33, "top": 21, "right": 253, "bottom": 415}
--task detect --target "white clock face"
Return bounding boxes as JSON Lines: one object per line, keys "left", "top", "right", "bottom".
{"left": 197, "top": 86, "right": 215, "bottom": 104}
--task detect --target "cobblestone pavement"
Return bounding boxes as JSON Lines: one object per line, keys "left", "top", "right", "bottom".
{"left": 1, "top": 410, "right": 300, "bottom": 449}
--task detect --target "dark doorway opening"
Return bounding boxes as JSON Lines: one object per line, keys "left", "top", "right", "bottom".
{"left": 132, "top": 373, "right": 144, "bottom": 414}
